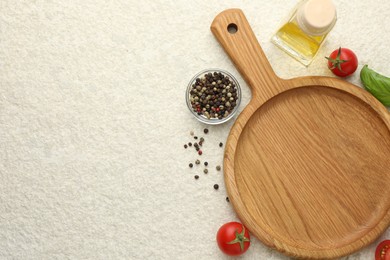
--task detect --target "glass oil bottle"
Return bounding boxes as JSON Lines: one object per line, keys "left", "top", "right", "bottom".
{"left": 271, "top": 0, "right": 337, "bottom": 66}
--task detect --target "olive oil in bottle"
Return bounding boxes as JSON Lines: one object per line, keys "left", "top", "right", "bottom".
{"left": 271, "top": 0, "right": 337, "bottom": 66}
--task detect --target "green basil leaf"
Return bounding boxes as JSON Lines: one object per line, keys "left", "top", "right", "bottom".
{"left": 360, "top": 65, "right": 390, "bottom": 107}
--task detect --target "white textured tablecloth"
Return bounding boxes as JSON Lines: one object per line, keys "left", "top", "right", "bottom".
{"left": 1, "top": 0, "right": 389, "bottom": 259}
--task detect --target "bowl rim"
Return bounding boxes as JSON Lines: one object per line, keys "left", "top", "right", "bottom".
{"left": 186, "top": 68, "right": 242, "bottom": 125}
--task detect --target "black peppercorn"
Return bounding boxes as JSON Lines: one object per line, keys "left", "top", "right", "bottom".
{"left": 204, "top": 162, "right": 208, "bottom": 166}
{"left": 195, "top": 159, "right": 200, "bottom": 165}
{"left": 204, "top": 169, "right": 208, "bottom": 174}
{"left": 194, "top": 175, "right": 199, "bottom": 180}
{"left": 219, "top": 142, "right": 223, "bottom": 147}
{"left": 214, "top": 184, "right": 219, "bottom": 190}
{"left": 216, "top": 165, "right": 221, "bottom": 171}
{"left": 226, "top": 197, "right": 229, "bottom": 202}
{"left": 184, "top": 144, "right": 188, "bottom": 149}
{"left": 194, "top": 136, "right": 198, "bottom": 140}
{"left": 189, "top": 72, "right": 238, "bottom": 120}
{"left": 188, "top": 142, "right": 192, "bottom": 147}
{"left": 189, "top": 163, "right": 193, "bottom": 168}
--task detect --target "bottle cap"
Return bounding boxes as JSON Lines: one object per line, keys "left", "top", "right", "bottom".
{"left": 297, "top": 0, "right": 337, "bottom": 36}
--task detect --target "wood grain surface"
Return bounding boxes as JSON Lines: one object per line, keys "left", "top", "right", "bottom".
{"left": 211, "top": 9, "right": 390, "bottom": 259}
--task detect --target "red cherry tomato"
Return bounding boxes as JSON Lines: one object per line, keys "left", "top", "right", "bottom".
{"left": 326, "top": 47, "right": 358, "bottom": 77}
{"left": 216, "top": 222, "right": 250, "bottom": 256}
{"left": 376, "top": 240, "right": 390, "bottom": 260}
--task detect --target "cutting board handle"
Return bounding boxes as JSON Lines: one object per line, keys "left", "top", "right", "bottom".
{"left": 211, "top": 9, "right": 282, "bottom": 100}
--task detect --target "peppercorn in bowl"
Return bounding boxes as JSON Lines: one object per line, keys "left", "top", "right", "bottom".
{"left": 186, "top": 69, "right": 241, "bottom": 125}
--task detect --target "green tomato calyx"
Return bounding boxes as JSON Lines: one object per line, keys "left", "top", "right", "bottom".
{"left": 326, "top": 47, "right": 348, "bottom": 71}
{"left": 226, "top": 225, "right": 250, "bottom": 251}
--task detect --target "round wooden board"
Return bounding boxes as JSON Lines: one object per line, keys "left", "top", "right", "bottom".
{"left": 211, "top": 9, "right": 390, "bottom": 259}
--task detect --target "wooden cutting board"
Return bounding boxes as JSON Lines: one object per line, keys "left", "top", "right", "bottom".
{"left": 211, "top": 9, "right": 390, "bottom": 259}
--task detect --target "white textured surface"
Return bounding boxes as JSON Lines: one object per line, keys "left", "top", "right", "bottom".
{"left": 0, "top": 0, "right": 389, "bottom": 259}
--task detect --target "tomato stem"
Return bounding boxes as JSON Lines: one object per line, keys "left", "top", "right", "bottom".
{"left": 326, "top": 47, "right": 349, "bottom": 72}
{"left": 226, "top": 225, "right": 250, "bottom": 251}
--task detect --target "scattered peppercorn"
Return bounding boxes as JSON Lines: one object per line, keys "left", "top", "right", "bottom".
{"left": 226, "top": 197, "right": 229, "bottom": 202}
{"left": 184, "top": 128, "right": 226, "bottom": 191}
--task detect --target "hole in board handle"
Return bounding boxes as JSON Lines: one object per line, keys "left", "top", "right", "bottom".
{"left": 227, "top": 23, "right": 238, "bottom": 34}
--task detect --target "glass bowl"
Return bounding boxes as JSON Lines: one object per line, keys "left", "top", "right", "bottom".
{"left": 186, "top": 69, "right": 241, "bottom": 125}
